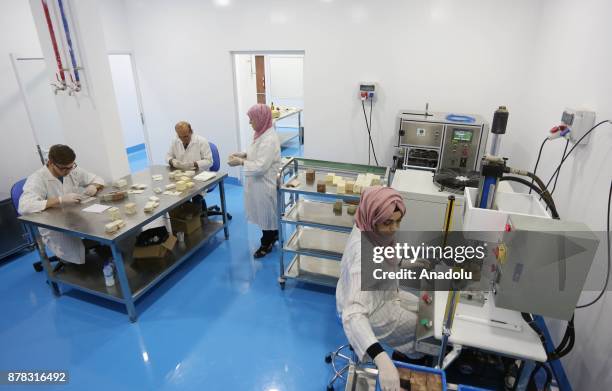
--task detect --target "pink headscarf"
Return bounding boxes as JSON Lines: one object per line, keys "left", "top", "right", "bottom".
{"left": 355, "top": 186, "right": 406, "bottom": 246}
{"left": 247, "top": 104, "right": 274, "bottom": 141}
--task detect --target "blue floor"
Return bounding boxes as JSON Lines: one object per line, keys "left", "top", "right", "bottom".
{"left": 0, "top": 183, "right": 346, "bottom": 390}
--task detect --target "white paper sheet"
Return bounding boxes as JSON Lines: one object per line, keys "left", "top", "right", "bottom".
{"left": 82, "top": 204, "right": 111, "bottom": 213}
{"left": 193, "top": 171, "right": 216, "bottom": 182}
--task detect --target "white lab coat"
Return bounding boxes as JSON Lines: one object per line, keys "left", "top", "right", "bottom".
{"left": 166, "top": 134, "right": 213, "bottom": 170}
{"left": 243, "top": 128, "right": 281, "bottom": 230}
{"left": 336, "top": 226, "right": 419, "bottom": 361}
{"left": 18, "top": 166, "right": 105, "bottom": 264}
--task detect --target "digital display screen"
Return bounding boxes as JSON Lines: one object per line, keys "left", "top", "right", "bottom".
{"left": 360, "top": 84, "right": 375, "bottom": 91}
{"left": 453, "top": 129, "right": 473, "bottom": 142}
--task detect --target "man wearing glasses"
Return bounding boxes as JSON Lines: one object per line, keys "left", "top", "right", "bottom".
{"left": 19, "top": 144, "right": 105, "bottom": 265}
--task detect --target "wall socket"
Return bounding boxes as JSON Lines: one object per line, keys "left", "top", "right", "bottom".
{"left": 561, "top": 109, "right": 596, "bottom": 145}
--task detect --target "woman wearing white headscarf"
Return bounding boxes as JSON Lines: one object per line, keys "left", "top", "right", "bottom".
{"left": 337, "top": 186, "right": 420, "bottom": 391}
{"left": 228, "top": 104, "right": 281, "bottom": 258}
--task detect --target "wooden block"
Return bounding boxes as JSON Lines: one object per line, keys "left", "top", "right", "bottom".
{"left": 305, "top": 169, "right": 315, "bottom": 184}
{"left": 317, "top": 181, "right": 326, "bottom": 193}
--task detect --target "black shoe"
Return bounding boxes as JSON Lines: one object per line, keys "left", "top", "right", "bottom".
{"left": 254, "top": 243, "right": 274, "bottom": 258}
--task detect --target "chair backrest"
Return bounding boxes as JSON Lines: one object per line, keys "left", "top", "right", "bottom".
{"left": 209, "top": 142, "right": 220, "bottom": 172}
{"left": 10, "top": 178, "right": 27, "bottom": 216}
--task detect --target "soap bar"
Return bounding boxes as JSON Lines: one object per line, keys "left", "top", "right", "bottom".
{"left": 345, "top": 181, "right": 355, "bottom": 193}
{"left": 153, "top": 187, "right": 162, "bottom": 194}
{"left": 183, "top": 170, "right": 195, "bottom": 178}
{"left": 165, "top": 183, "right": 176, "bottom": 190}
{"left": 337, "top": 181, "right": 346, "bottom": 194}
{"left": 353, "top": 183, "right": 362, "bottom": 194}
{"left": 105, "top": 219, "right": 125, "bottom": 234}
{"left": 113, "top": 179, "right": 127, "bottom": 189}
{"left": 151, "top": 174, "right": 163, "bottom": 181}
{"left": 333, "top": 176, "right": 344, "bottom": 186}
{"left": 325, "top": 173, "right": 335, "bottom": 185}
{"left": 131, "top": 183, "right": 147, "bottom": 190}
{"left": 149, "top": 196, "right": 159, "bottom": 202}
{"left": 124, "top": 202, "right": 137, "bottom": 215}
{"left": 286, "top": 179, "right": 301, "bottom": 188}
{"left": 101, "top": 191, "right": 127, "bottom": 202}
{"left": 143, "top": 201, "right": 159, "bottom": 213}
{"left": 107, "top": 207, "right": 121, "bottom": 221}
{"left": 347, "top": 205, "right": 357, "bottom": 215}
{"left": 176, "top": 181, "right": 187, "bottom": 191}
{"left": 333, "top": 200, "right": 343, "bottom": 215}
{"left": 169, "top": 170, "right": 183, "bottom": 180}
{"left": 317, "top": 181, "right": 326, "bottom": 193}
{"left": 305, "top": 169, "right": 315, "bottom": 184}
{"left": 180, "top": 176, "right": 190, "bottom": 182}
{"left": 185, "top": 181, "right": 194, "bottom": 189}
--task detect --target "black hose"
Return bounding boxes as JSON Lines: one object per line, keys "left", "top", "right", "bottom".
{"left": 529, "top": 138, "right": 548, "bottom": 194}
{"left": 499, "top": 176, "right": 560, "bottom": 219}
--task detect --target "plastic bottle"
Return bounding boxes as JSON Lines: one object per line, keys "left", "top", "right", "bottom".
{"left": 103, "top": 261, "right": 115, "bottom": 287}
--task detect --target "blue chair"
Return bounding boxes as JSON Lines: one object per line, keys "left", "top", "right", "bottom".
{"left": 204, "top": 142, "right": 232, "bottom": 220}
{"left": 10, "top": 178, "right": 58, "bottom": 272}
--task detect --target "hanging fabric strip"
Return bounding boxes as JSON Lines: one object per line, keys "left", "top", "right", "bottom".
{"left": 41, "top": 0, "right": 65, "bottom": 82}
{"left": 57, "top": 0, "right": 79, "bottom": 83}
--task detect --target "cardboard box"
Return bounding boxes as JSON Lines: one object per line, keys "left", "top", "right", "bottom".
{"left": 133, "top": 234, "right": 177, "bottom": 259}
{"left": 169, "top": 202, "right": 202, "bottom": 235}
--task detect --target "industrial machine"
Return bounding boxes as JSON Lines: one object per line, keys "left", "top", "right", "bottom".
{"left": 394, "top": 108, "right": 489, "bottom": 173}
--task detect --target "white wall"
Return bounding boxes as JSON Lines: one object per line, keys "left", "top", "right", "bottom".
{"left": 0, "top": 0, "right": 46, "bottom": 195}
{"left": 502, "top": 0, "right": 612, "bottom": 389}
{"left": 29, "top": 0, "right": 130, "bottom": 182}
{"left": 233, "top": 54, "right": 258, "bottom": 152}
{"left": 114, "top": 0, "right": 541, "bottom": 174}
{"left": 108, "top": 54, "right": 146, "bottom": 149}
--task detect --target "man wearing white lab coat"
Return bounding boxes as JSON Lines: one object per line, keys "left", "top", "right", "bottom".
{"left": 19, "top": 144, "right": 105, "bottom": 265}
{"left": 166, "top": 121, "right": 213, "bottom": 171}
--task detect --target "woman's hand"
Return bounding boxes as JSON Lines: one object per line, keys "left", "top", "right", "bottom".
{"left": 227, "top": 155, "right": 244, "bottom": 167}
{"left": 374, "top": 352, "right": 400, "bottom": 391}
{"left": 231, "top": 152, "right": 247, "bottom": 159}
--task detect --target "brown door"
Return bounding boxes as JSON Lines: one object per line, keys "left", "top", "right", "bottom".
{"left": 255, "top": 55, "right": 266, "bottom": 104}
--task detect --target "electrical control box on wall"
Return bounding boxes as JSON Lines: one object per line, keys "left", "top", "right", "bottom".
{"left": 561, "top": 109, "right": 596, "bottom": 145}
{"left": 359, "top": 82, "right": 376, "bottom": 100}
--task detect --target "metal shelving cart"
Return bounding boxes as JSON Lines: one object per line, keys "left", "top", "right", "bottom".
{"left": 276, "top": 157, "right": 390, "bottom": 289}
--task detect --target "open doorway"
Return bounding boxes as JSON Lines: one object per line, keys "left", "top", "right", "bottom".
{"left": 108, "top": 52, "right": 151, "bottom": 173}
{"left": 232, "top": 51, "right": 304, "bottom": 157}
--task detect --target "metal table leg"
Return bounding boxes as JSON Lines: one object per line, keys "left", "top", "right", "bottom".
{"left": 218, "top": 180, "right": 229, "bottom": 239}
{"left": 110, "top": 243, "right": 137, "bottom": 322}
{"left": 27, "top": 224, "right": 60, "bottom": 296}
{"left": 298, "top": 111, "right": 303, "bottom": 145}
{"left": 515, "top": 360, "right": 536, "bottom": 391}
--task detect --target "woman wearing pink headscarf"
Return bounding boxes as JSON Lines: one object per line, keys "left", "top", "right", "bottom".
{"left": 336, "top": 186, "right": 421, "bottom": 391}
{"left": 228, "top": 104, "right": 281, "bottom": 258}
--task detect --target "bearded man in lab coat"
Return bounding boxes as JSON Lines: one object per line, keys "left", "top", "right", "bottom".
{"left": 19, "top": 144, "right": 105, "bottom": 265}
{"left": 166, "top": 121, "right": 213, "bottom": 171}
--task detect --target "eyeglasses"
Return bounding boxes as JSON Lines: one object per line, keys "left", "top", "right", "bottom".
{"left": 52, "top": 162, "right": 77, "bottom": 171}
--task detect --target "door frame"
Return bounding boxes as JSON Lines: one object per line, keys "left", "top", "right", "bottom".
{"left": 230, "top": 50, "right": 305, "bottom": 154}
{"left": 107, "top": 50, "right": 153, "bottom": 165}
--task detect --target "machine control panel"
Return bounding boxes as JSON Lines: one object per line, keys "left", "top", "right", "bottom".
{"left": 439, "top": 125, "right": 484, "bottom": 170}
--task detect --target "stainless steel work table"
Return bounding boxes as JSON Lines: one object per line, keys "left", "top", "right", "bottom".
{"left": 19, "top": 165, "right": 229, "bottom": 322}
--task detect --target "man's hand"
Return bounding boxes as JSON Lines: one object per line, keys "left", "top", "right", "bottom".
{"left": 83, "top": 184, "right": 99, "bottom": 196}
{"left": 60, "top": 193, "right": 83, "bottom": 205}
{"left": 170, "top": 158, "right": 180, "bottom": 168}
